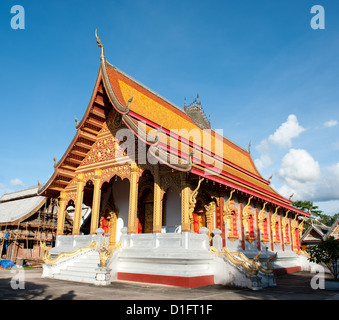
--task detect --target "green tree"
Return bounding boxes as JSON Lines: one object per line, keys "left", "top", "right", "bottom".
{"left": 291, "top": 200, "right": 322, "bottom": 218}
{"left": 292, "top": 200, "right": 338, "bottom": 228}
{"left": 307, "top": 237, "right": 339, "bottom": 280}
{"left": 321, "top": 213, "right": 339, "bottom": 227}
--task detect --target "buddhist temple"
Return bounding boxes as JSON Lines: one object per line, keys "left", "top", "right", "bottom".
{"left": 38, "top": 32, "right": 313, "bottom": 289}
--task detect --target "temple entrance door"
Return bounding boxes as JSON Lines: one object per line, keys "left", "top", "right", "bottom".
{"left": 81, "top": 181, "right": 94, "bottom": 235}
{"left": 192, "top": 200, "right": 207, "bottom": 233}
{"left": 193, "top": 212, "right": 206, "bottom": 233}
{"left": 138, "top": 187, "right": 154, "bottom": 233}
{"left": 144, "top": 202, "right": 153, "bottom": 233}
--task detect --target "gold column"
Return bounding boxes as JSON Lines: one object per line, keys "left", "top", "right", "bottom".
{"left": 57, "top": 192, "right": 67, "bottom": 235}
{"left": 108, "top": 213, "right": 118, "bottom": 248}
{"left": 153, "top": 164, "right": 162, "bottom": 233}
{"left": 90, "top": 169, "right": 102, "bottom": 234}
{"left": 128, "top": 162, "right": 139, "bottom": 234}
{"left": 180, "top": 173, "right": 190, "bottom": 232}
{"left": 73, "top": 173, "right": 85, "bottom": 235}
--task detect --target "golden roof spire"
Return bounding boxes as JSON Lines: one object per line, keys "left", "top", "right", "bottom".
{"left": 95, "top": 29, "right": 105, "bottom": 59}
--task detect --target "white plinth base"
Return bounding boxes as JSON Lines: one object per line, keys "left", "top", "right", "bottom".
{"left": 94, "top": 268, "right": 112, "bottom": 286}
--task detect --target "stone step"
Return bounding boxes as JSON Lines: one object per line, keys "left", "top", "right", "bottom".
{"left": 53, "top": 273, "right": 97, "bottom": 284}
{"left": 67, "top": 264, "right": 99, "bottom": 272}
{"left": 58, "top": 269, "right": 97, "bottom": 279}
{"left": 69, "top": 260, "right": 100, "bottom": 268}
{"left": 52, "top": 250, "right": 103, "bottom": 284}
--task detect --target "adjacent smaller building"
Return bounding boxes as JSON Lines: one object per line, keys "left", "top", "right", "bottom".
{"left": 0, "top": 186, "right": 67, "bottom": 265}
{"left": 301, "top": 218, "right": 339, "bottom": 249}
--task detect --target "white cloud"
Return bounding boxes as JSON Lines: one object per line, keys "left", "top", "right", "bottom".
{"left": 276, "top": 149, "right": 339, "bottom": 205}
{"left": 10, "top": 178, "right": 25, "bottom": 187}
{"left": 316, "top": 163, "right": 339, "bottom": 201}
{"left": 254, "top": 139, "right": 272, "bottom": 171}
{"left": 324, "top": 120, "right": 338, "bottom": 127}
{"left": 268, "top": 114, "right": 305, "bottom": 147}
{"left": 278, "top": 149, "right": 321, "bottom": 183}
{"left": 276, "top": 148, "right": 321, "bottom": 200}
{"left": 253, "top": 116, "right": 339, "bottom": 208}
{"left": 314, "top": 200, "right": 339, "bottom": 216}
{"left": 254, "top": 114, "right": 305, "bottom": 171}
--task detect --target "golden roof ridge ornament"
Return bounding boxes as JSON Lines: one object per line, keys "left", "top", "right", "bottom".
{"left": 95, "top": 29, "right": 133, "bottom": 115}
{"left": 75, "top": 116, "right": 80, "bottom": 129}
{"left": 95, "top": 28, "right": 105, "bottom": 60}
{"left": 53, "top": 156, "right": 58, "bottom": 168}
{"left": 268, "top": 174, "right": 273, "bottom": 184}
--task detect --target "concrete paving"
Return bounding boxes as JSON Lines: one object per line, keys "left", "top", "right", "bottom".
{"left": 0, "top": 268, "right": 338, "bottom": 301}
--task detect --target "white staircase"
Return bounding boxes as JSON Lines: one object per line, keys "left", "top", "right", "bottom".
{"left": 53, "top": 250, "right": 101, "bottom": 284}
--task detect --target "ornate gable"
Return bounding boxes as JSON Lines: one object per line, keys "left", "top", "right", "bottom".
{"left": 80, "top": 110, "right": 125, "bottom": 167}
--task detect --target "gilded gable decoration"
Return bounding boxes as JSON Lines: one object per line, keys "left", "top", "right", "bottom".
{"left": 291, "top": 215, "right": 301, "bottom": 252}
{"left": 271, "top": 206, "right": 281, "bottom": 245}
{"left": 204, "top": 201, "right": 216, "bottom": 243}
{"left": 282, "top": 210, "right": 290, "bottom": 245}
{"left": 242, "top": 196, "right": 255, "bottom": 243}
{"left": 99, "top": 164, "right": 134, "bottom": 186}
{"left": 81, "top": 136, "right": 124, "bottom": 167}
{"left": 258, "top": 202, "right": 269, "bottom": 244}
{"left": 223, "top": 190, "right": 239, "bottom": 242}
{"left": 223, "top": 189, "right": 235, "bottom": 223}
{"left": 99, "top": 109, "right": 123, "bottom": 136}
{"left": 189, "top": 177, "right": 204, "bottom": 231}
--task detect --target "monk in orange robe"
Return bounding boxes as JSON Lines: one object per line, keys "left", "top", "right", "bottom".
{"left": 100, "top": 210, "right": 110, "bottom": 234}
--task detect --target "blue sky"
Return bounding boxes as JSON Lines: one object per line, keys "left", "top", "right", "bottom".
{"left": 1, "top": 0, "right": 339, "bottom": 215}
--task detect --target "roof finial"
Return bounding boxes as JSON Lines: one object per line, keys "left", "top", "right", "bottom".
{"left": 53, "top": 156, "right": 58, "bottom": 168}
{"left": 95, "top": 29, "right": 105, "bottom": 59}
{"left": 75, "top": 117, "right": 79, "bottom": 129}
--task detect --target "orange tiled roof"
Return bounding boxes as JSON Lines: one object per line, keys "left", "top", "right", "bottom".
{"left": 106, "top": 65, "right": 258, "bottom": 173}
{"left": 38, "top": 52, "right": 310, "bottom": 216}
{"left": 104, "top": 62, "right": 290, "bottom": 205}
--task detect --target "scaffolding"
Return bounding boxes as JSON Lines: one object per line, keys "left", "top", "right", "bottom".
{"left": 0, "top": 199, "right": 71, "bottom": 266}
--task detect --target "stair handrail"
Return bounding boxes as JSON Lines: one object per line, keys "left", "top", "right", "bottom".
{"left": 40, "top": 241, "right": 97, "bottom": 264}
{"left": 209, "top": 246, "right": 277, "bottom": 276}
{"left": 98, "top": 241, "right": 122, "bottom": 267}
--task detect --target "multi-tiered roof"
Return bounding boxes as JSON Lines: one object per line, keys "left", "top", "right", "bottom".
{"left": 39, "top": 32, "right": 310, "bottom": 218}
